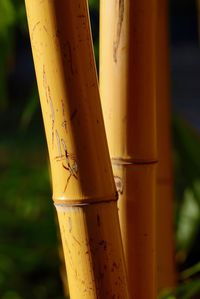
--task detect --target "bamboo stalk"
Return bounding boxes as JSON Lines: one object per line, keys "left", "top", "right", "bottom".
{"left": 156, "top": 0, "right": 176, "bottom": 292}
{"left": 56, "top": 217, "right": 69, "bottom": 297}
{"left": 25, "top": 1, "right": 129, "bottom": 298}
{"left": 100, "top": 1, "right": 157, "bottom": 298}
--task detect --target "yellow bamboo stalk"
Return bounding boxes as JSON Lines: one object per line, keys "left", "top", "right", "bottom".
{"left": 156, "top": 0, "right": 176, "bottom": 292}
{"left": 25, "top": 1, "right": 129, "bottom": 298}
{"left": 100, "top": 1, "right": 157, "bottom": 298}
{"left": 56, "top": 219, "right": 69, "bottom": 297}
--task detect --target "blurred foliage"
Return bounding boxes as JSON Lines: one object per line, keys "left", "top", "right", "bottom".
{"left": 0, "top": 0, "right": 200, "bottom": 298}
{"left": 0, "top": 0, "right": 27, "bottom": 111}
{"left": 0, "top": 138, "right": 65, "bottom": 299}
{"left": 174, "top": 116, "right": 200, "bottom": 257}
{"left": 159, "top": 118, "right": 200, "bottom": 299}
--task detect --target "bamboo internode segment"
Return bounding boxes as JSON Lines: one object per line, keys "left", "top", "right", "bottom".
{"left": 100, "top": 0, "right": 157, "bottom": 162}
{"left": 157, "top": 0, "right": 172, "bottom": 182}
{"left": 113, "top": 164, "right": 156, "bottom": 299}
{"left": 100, "top": 0, "right": 157, "bottom": 298}
{"left": 156, "top": 0, "right": 176, "bottom": 291}
{"left": 157, "top": 185, "right": 176, "bottom": 292}
{"left": 56, "top": 202, "right": 129, "bottom": 298}
{"left": 25, "top": 0, "right": 130, "bottom": 298}
{"left": 25, "top": 0, "right": 116, "bottom": 204}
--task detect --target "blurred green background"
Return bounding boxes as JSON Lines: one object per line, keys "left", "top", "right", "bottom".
{"left": 0, "top": 0, "right": 200, "bottom": 298}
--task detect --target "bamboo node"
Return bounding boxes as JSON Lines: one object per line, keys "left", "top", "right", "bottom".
{"left": 53, "top": 193, "right": 118, "bottom": 206}
{"left": 111, "top": 157, "right": 158, "bottom": 165}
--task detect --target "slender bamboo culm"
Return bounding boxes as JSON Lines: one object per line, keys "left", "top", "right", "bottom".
{"left": 100, "top": 1, "right": 157, "bottom": 298}
{"left": 25, "top": 1, "right": 130, "bottom": 298}
{"left": 156, "top": 0, "right": 176, "bottom": 293}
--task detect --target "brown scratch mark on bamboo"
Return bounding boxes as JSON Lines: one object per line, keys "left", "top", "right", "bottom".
{"left": 47, "top": 88, "right": 55, "bottom": 149}
{"left": 56, "top": 130, "right": 62, "bottom": 158}
{"left": 61, "top": 227, "right": 75, "bottom": 274}
{"left": 31, "top": 21, "right": 41, "bottom": 39}
{"left": 111, "top": 262, "right": 119, "bottom": 272}
{"left": 72, "top": 235, "right": 81, "bottom": 246}
{"left": 77, "top": 14, "right": 85, "bottom": 19}
{"left": 61, "top": 99, "right": 68, "bottom": 132}
{"left": 97, "top": 214, "right": 101, "bottom": 227}
{"left": 43, "top": 65, "right": 48, "bottom": 103}
{"left": 42, "top": 66, "right": 55, "bottom": 147}
{"left": 43, "top": 25, "right": 48, "bottom": 33}
{"left": 47, "top": 86, "right": 51, "bottom": 103}
{"left": 62, "top": 228, "right": 77, "bottom": 277}
{"left": 61, "top": 99, "right": 65, "bottom": 117}
{"left": 113, "top": 0, "right": 124, "bottom": 63}
{"left": 62, "top": 120, "right": 67, "bottom": 132}
{"left": 54, "top": 154, "right": 65, "bottom": 162}
{"left": 62, "top": 163, "right": 78, "bottom": 192}
{"left": 70, "top": 109, "right": 78, "bottom": 121}
{"left": 61, "top": 139, "right": 78, "bottom": 192}
{"left": 68, "top": 217, "right": 72, "bottom": 233}
{"left": 99, "top": 240, "right": 107, "bottom": 251}
{"left": 63, "top": 41, "right": 74, "bottom": 75}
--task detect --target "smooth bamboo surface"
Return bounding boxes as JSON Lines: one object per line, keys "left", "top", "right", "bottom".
{"left": 25, "top": 1, "right": 129, "bottom": 298}
{"left": 100, "top": 0, "right": 157, "bottom": 298}
{"left": 100, "top": 0, "right": 157, "bottom": 161}
{"left": 56, "top": 202, "right": 128, "bottom": 298}
{"left": 156, "top": 0, "right": 176, "bottom": 292}
{"left": 56, "top": 221, "right": 69, "bottom": 297}
{"left": 113, "top": 163, "right": 156, "bottom": 299}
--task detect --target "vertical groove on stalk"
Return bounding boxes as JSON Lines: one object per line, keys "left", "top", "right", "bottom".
{"left": 156, "top": 0, "right": 177, "bottom": 292}
{"left": 25, "top": 1, "right": 130, "bottom": 298}
{"left": 100, "top": 0, "right": 157, "bottom": 298}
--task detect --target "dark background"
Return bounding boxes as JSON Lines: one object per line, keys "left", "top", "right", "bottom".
{"left": 0, "top": 0, "right": 200, "bottom": 298}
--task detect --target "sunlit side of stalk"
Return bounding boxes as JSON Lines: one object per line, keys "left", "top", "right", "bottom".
{"left": 25, "top": 1, "right": 130, "bottom": 298}
{"left": 100, "top": 0, "right": 157, "bottom": 298}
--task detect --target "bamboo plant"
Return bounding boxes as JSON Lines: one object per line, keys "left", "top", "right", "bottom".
{"left": 25, "top": 1, "right": 129, "bottom": 298}
{"left": 156, "top": 0, "right": 176, "bottom": 293}
{"left": 100, "top": 1, "right": 157, "bottom": 298}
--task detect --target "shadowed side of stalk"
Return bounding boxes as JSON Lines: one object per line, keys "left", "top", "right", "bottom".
{"left": 25, "top": 1, "right": 130, "bottom": 298}
{"left": 100, "top": 0, "right": 157, "bottom": 298}
{"left": 156, "top": 0, "right": 177, "bottom": 293}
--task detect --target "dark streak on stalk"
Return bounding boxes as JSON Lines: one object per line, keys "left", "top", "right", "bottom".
{"left": 31, "top": 21, "right": 41, "bottom": 39}
{"left": 43, "top": 25, "right": 49, "bottom": 35}
{"left": 64, "top": 41, "right": 74, "bottom": 75}
{"left": 70, "top": 109, "right": 78, "bottom": 121}
{"left": 97, "top": 214, "right": 101, "bottom": 227}
{"left": 113, "top": 0, "right": 124, "bottom": 63}
{"left": 72, "top": 235, "right": 81, "bottom": 246}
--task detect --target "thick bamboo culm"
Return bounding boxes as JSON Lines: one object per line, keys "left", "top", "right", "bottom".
{"left": 100, "top": 1, "right": 157, "bottom": 298}
{"left": 25, "top": 1, "right": 130, "bottom": 298}
{"left": 156, "top": 0, "right": 176, "bottom": 293}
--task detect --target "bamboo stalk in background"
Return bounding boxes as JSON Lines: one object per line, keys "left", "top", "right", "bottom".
{"left": 156, "top": 0, "right": 176, "bottom": 293}
{"left": 25, "top": 1, "right": 130, "bottom": 298}
{"left": 100, "top": 1, "right": 157, "bottom": 298}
